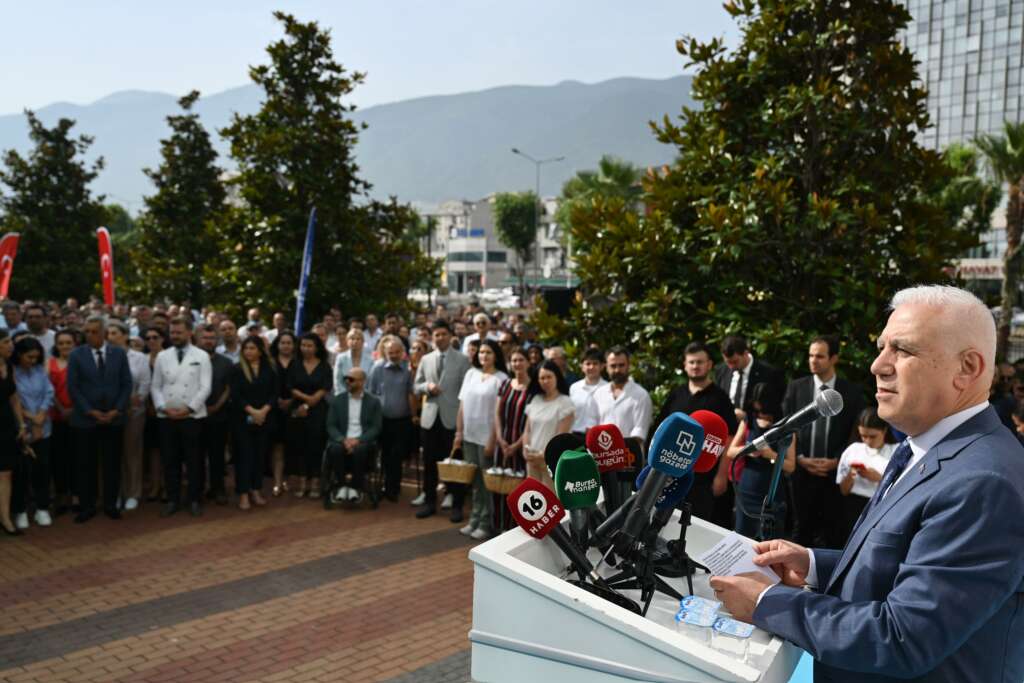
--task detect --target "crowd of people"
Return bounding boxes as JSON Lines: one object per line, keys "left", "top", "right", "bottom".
{"left": 3, "top": 294, "right": 1022, "bottom": 551}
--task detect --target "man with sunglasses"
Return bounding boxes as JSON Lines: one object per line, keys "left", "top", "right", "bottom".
{"left": 461, "top": 312, "right": 499, "bottom": 358}
{"left": 326, "top": 368, "right": 382, "bottom": 503}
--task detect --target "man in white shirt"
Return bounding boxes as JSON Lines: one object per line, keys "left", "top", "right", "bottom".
{"left": 216, "top": 318, "right": 241, "bottom": 363}
{"left": 569, "top": 347, "right": 607, "bottom": 434}
{"left": 24, "top": 303, "right": 56, "bottom": 360}
{"left": 462, "top": 312, "right": 500, "bottom": 357}
{"left": 363, "top": 314, "right": 383, "bottom": 353}
{"left": 591, "top": 346, "right": 653, "bottom": 443}
{"left": 151, "top": 317, "right": 212, "bottom": 518}
{"left": 325, "top": 368, "right": 383, "bottom": 503}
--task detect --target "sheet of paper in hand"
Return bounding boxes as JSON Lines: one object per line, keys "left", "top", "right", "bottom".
{"left": 695, "top": 531, "right": 780, "bottom": 584}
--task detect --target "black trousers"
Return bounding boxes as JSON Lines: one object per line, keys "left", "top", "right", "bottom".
{"left": 50, "top": 421, "right": 75, "bottom": 499}
{"left": 286, "top": 414, "right": 328, "bottom": 478}
{"left": 233, "top": 423, "right": 268, "bottom": 494}
{"left": 12, "top": 437, "right": 51, "bottom": 514}
{"left": 327, "top": 441, "right": 374, "bottom": 491}
{"left": 75, "top": 424, "right": 123, "bottom": 514}
{"left": 160, "top": 418, "right": 203, "bottom": 505}
{"left": 200, "top": 418, "right": 229, "bottom": 495}
{"left": 381, "top": 416, "right": 413, "bottom": 497}
{"left": 421, "top": 419, "right": 464, "bottom": 509}
{"left": 792, "top": 468, "right": 847, "bottom": 549}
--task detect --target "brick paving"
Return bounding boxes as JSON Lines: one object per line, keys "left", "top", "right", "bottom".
{"left": 0, "top": 482, "right": 477, "bottom": 682}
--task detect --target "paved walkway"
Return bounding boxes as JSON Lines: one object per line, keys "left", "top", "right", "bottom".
{"left": 0, "top": 484, "right": 475, "bottom": 682}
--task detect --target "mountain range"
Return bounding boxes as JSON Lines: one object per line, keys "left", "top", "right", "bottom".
{"left": 0, "top": 75, "right": 695, "bottom": 211}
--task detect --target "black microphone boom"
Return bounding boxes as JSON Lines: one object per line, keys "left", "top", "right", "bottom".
{"left": 734, "top": 388, "right": 843, "bottom": 458}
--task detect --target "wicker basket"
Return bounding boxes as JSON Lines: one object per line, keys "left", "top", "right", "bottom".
{"left": 483, "top": 470, "right": 523, "bottom": 495}
{"left": 438, "top": 460, "right": 478, "bottom": 485}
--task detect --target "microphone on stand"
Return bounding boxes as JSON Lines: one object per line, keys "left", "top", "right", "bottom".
{"left": 554, "top": 448, "right": 602, "bottom": 549}
{"left": 733, "top": 388, "right": 844, "bottom": 459}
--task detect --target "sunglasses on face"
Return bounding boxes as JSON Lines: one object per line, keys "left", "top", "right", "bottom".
{"left": 146, "top": 336, "right": 160, "bottom": 341}
{"left": 344, "top": 377, "right": 357, "bottom": 383}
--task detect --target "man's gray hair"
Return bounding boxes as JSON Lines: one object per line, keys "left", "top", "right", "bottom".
{"left": 890, "top": 284, "right": 996, "bottom": 369}
{"left": 107, "top": 320, "right": 129, "bottom": 336}
{"left": 85, "top": 314, "right": 107, "bottom": 329}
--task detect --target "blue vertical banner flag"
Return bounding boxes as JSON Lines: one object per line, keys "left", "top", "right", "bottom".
{"left": 294, "top": 207, "right": 317, "bottom": 335}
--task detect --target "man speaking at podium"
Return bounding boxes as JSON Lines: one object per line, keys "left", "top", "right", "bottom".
{"left": 711, "top": 285, "right": 1024, "bottom": 682}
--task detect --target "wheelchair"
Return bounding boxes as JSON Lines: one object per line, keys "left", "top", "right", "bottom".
{"left": 320, "top": 441, "right": 383, "bottom": 510}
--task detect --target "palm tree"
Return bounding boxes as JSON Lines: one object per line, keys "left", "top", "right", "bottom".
{"left": 555, "top": 155, "right": 642, "bottom": 251}
{"left": 976, "top": 122, "right": 1024, "bottom": 361}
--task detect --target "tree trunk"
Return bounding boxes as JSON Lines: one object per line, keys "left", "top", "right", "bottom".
{"left": 997, "top": 180, "right": 1022, "bottom": 362}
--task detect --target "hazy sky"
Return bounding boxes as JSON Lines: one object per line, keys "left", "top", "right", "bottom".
{"left": 0, "top": 2, "right": 739, "bottom": 114}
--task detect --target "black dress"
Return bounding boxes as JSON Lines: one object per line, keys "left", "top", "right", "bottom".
{"left": 285, "top": 359, "right": 333, "bottom": 478}
{"left": 0, "top": 361, "right": 18, "bottom": 472}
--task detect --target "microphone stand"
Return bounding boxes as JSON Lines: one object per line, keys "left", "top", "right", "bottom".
{"left": 602, "top": 521, "right": 683, "bottom": 616}
{"left": 654, "top": 502, "right": 709, "bottom": 597}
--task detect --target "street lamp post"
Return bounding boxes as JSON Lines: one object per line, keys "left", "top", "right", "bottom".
{"left": 511, "top": 148, "right": 564, "bottom": 299}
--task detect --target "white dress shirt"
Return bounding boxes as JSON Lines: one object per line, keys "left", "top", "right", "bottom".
{"left": 569, "top": 377, "right": 607, "bottom": 433}
{"left": 347, "top": 394, "right": 363, "bottom": 439}
{"left": 126, "top": 348, "right": 152, "bottom": 416}
{"left": 592, "top": 378, "right": 653, "bottom": 441}
{"left": 728, "top": 354, "right": 754, "bottom": 407}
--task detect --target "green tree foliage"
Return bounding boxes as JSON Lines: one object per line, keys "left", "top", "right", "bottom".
{"left": 539, "top": 0, "right": 985, "bottom": 393}
{"left": 126, "top": 91, "right": 225, "bottom": 306}
{"left": 210, "top": 12, "right": 437, "bottom": 318}
{"left": 554, "top": 155, "right": 642, "bottom": 250}
{"left": 105, "top": 203, "right": 137, "bottom": 235}
{"left": 975, "top": 122, "right": 1024, "bottom": 360}
{"left": 929, "top": 142, "right": 1000, "bottom": 243}
{"left": 493, "top": 191, "right": 538, "bottom": 301}
{"left": 0, "top": 112, "right": 108, "bottom": 301}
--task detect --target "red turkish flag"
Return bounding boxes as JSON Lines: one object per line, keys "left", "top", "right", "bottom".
{"left": 0, "top": 232, "right": 19, "bottom": 299}
{"left": 96, "top": 227, "right": 115, "bottom": 306}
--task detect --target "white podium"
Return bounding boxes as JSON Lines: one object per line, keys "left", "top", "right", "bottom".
{"left": 469, "top": 513, "right": 803, "bottom": 682}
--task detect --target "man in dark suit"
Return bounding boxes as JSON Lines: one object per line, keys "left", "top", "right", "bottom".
{"left": 711, "top": 285, "right": 1024, "bottom": 682}
{"left": 326, "top": 367, "right": 383, "bottom": 503}
{"left": 783, "top": 335, "right": 865, "bottom": 548}
{"left": 67, "top": 315, "right": 132, "bottom": 523}
{"left": 714, "top": 334, "right": 787, "bottom": 423}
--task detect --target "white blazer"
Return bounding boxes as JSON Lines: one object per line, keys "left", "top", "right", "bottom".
{"left": 150, "top": 344, "right": 212, "bottom": 418}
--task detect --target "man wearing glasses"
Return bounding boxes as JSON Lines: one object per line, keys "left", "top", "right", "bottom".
{"left": 325, "top": 368, "right": 383, "bottom": 503}
{"left": 462, "top": 312, "right": 499, "bottom": 358}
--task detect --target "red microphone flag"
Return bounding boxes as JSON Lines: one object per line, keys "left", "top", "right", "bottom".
{"left": 585, "top": 423, "right": 632, "bottom": 473}
{"left": 96, "top": 227, "right": 115, "bottom": 306}
{"left": 690, "top": 410, "right": 729, "bottom": 473}
{"left": 0, "top": 232, "right": 19, "bottom": 299}
{"left": 506, "top": 478, "right": 565, "bottom": 539}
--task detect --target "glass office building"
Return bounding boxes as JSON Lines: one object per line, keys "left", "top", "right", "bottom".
{"left": 900, "top": 0, "right": 1023, "bottom": 286}
{"left": 902, "top": 0, "right": 1023, "bottom": 151}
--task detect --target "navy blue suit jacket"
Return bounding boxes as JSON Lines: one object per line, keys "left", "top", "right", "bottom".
{"left": 67, "top": 344, "right": 132, "bottom": 428}
{"left": 754, "top": 406, "right": 1024, "bottom": 682}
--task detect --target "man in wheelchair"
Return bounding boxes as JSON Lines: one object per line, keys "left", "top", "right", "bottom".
{"left": 325, "top": 368, "right": 383, "bottom": 504}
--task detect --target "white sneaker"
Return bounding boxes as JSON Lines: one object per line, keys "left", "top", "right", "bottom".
{"left": 441, "top": 493, "right": 453, "bottom": 510}
{"left": 14, "top": 512, "right": 28, "bottom": 530}
{"left": 124, "top": 498, "right": 138, "bottom": 511}
{"left": 34, "top": 510, "right": 52, "bottom": 527}
{"left": 333, "top": 486, "right": 349, "bottom": 503}
{"left": 410, "top": 492, "right": 426, "bottom": 506}
{"left": 459, "top": 523, "right": 475, "bottom": 536}
{"left": 347, "top": 488, "right": 361, "bottom": 502}
{"left": 470, "top": 528, "right": 492, "bottom": 541}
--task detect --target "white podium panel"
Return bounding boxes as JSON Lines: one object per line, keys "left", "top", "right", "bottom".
{"left": 469, "top": 513, "right": 802, "bottom": 683}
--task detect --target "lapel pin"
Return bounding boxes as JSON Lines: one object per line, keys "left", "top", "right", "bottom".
{"left": 918, "top": 463, "right": 925, "bottom": 474}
